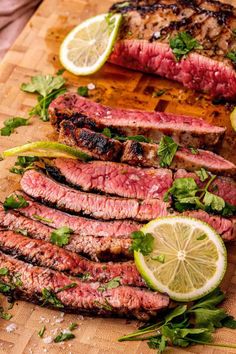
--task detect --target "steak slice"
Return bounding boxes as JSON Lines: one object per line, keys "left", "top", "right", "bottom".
{"left": 59, "top": 120, "right": 122, "bottom": 161}
{"left": 109, "top": 1, "right": 236, "bottom": 99}
{"left": 20, "top": 169, "right": 169, "bottom": 221}
{"left": 0, "top": 230, "right": 144, "bottom": 287}
{"left": 15, "top": 192, "right": 141, "bottom": 237}
{"left": 0, "top": 252, "right": 169, "bottom": 319}
{"left": 122, "top": 141, "right": 236, "bottom": 177}
{"left": 0, "top": 203, "right": 132, "bottom": 260}
{"left": 48, "top": 158, "right": 173, "bottom": 200}
{"left": 175, "top": 169, "right": 236, "bottom": 207}
{"left": 49, "top": 93, "right": 225, "bottom": 148}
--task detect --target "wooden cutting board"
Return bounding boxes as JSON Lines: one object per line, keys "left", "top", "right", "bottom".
{"left": 0, "top": 0, "right": 236, "bottom": 353}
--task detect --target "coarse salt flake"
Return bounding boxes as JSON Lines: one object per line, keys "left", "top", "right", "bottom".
{"left": 87, "top": 83, "right": 95, "bottom": 90}
{"left": 6, "top": 323, "right": 17, "bottom": 333}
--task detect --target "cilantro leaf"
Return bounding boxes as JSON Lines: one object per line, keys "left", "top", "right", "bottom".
{"left": 50, "top": 226, "right": 73, "bottom": 247}
{"left": 98, "top": 277, "right": 121, "bottom": 292}
{"left": 226, "top": 50, "right": 236, "bottom": 64}
{"left": 170, "top": 32, "right": 202, "bottom": 61}
{"left": 32, "top": 214, "right": 53, "bottom": 223}
{"left": 152, "top": 89, "right": 167, "bottom": 97}
{"left": 157, "top": 136, "right": 179, "bottom": 167}
{"left": 165, "top": 305, "right": 187, "bottom": 324}
{"left": 56, "top": 283, "right": 77, "bottom": 293}
{"left": 190, "top": 308, "right": 227, "bottom": 329}
{"left": 0, "top": 117, "right": 29, "bottom": 136}
{"left": 196, "top": 168, "right": 209, "bottom": 182}
{"left": 189, "top": 147, "right": 199, "bottom": 155}
{"left": 21, "top": 75, "right": 65, "bottom": 97}
{"left": 41, "top": 288, "right": 64, "bottom": 308}
{"left": 77, "top": 86, "right": 89, "bottom": 97}
{"left": 54, "top": 331, "right": 75, "bottom": 343}
{"left": 222, "top": 316, "right": 236, "bottom": 329}
{"left": 130, "top": 231, "right": 154, "bottom": 255}
{"left": 148, "top": 336, "right": 167, "bottom": 352}
{"left": 10, "top": 156, "right": 39, "bottom": 174}
{"left": 0, "top": 268, "right": 9, "bottom": 276}
{"left": 190, "top": 288, "right": 225, "bottom": 310}
{"left": 102, "top": 127, "right": 112, "bottom": 138}
{"left": 101, "top": 127, "right": 150, "bottom": 143}
{"left": 3, "top": 194, "right": 29, "bottom": 211}
{"left": 203, "top": 191, "right": 225, "bottom": 212}
{"left": 38, "top": 325, "right": 46, "bottom": 338}
{"left": 69, "top": 322, "right": 78, "bottom": 331}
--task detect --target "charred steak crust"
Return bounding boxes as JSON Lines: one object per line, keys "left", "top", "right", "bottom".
{"left": 0, "top": 230, "right": 144, "bottom": 287}
{"left": 49, "top": 93, "right": 225, "bottom": 148}
{"left": 109, "top": 0, "right": 236, "bottom": 99}
{"left": 0, "top": 251, "right": 169, "bottom": 319}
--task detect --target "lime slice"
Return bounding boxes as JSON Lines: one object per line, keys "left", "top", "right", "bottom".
{"left": 1, "top": 141, "right": 90, "bottom": 160}
{"left": 134, "top": 216, "right": 227, "bottom": 302}
{"left": 230, "top": 107, "right": 236, "bottom": 131}
{"left": 60, "top": 13, "right": 122, "bottom": 76}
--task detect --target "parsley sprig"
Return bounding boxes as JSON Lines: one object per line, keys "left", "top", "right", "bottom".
{"left": 157, "top": 136, "right": 178, "bottom": 167}
{"left": 3, "top": 194, "right": 29, "bottom": 211}
{"left": 50, "top": 226, "right": 73, "bottom": 247}
{"left": 0, "top": 117, "right": 29, "bottom": 136}
{"left": 102, "top": 127, "right": 151, "bottom": 143}
{"left": 118, "top": 288, "right": 236, "bottom": 353}
{"left": 10, "top": 156, "right": 39, "bottom": 175}
{"left": 170, "top": 32, "right": 202, "bottom": 61}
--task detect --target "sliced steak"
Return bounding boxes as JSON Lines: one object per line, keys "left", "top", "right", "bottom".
{"left": 175, "top": 169, "right": 236, "bottom": 207}
{"left": 0, "top": 230, "right": 144, "bottom": 287}
{"left": 0, "top": 203, "right": 132, "bottom": 260}
{"left": 0, "top": 252, "right": 169, "bottom": 319}
{"left": 49, "top": 93, "right": 225, "bottom": 147}
{"left": 122, "top": 141, "right": 236, "bottom": 177}
{"left": 15, "top": 192, "right": 141, "bottom": 237}
{"left": 20, "top": 169, "right": 169, "bottom": 221}
{"left": 48, "top": 158, "right": 173, "bottom": 200}
{"left": 59, "top": 120, "right": 122, "bottom": 161}
{"left": 109, "top": 0, "right": 236, "bottom": 99}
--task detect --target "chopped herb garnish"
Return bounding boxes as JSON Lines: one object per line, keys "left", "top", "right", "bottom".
{"left": 151, "top": 254, "right": 165, "bottom": 263}
{"left": 94, "top": 299, "right": 113, "bottom": 311}
{"left": 130, "top": 231, "right": 154, "bottom": 256}
{"left": 102, "top": 127, "right": 112, "bottom": 138}
{"left": 77, "top": 86, "right": 89, "bottom": 97}
{"left": 0, "top": 117, "right": 29, "bottom": 136}
{"left": 38, "top": 325, "right": 46, "bottom": 338}
{"left": 54, "top": 331, "right": 75, "bottom": 343}
{"left": 116, "top": 1, "right": 130, "bottom": 8}
{"left": 21, "top": 74, "right": 66, "bottom": 121}
{"left": 196, "top": 168, "right": 209, "bottom": 182}
{"left": 203, "top": 191, "right": 225, "bottom": 212}
{"left": 189, "top": 147, "right": 199, "bottom": 155}
{"left": 0, "top": 282, "right": 11, "bottom": 293}
{"left": 0, "top": 307, "right": 12, "bottom": 321}
{"left": 15, "top": 229, "right": 28, "bottom": 236}
{"left": 157, "top": 136, "right": 179, "bottom": 167}
{"left": 0, "top": 268, "right": 9, "bottom": 276}
{"left": 169, "top": 31, "right": 202, "bottom": 61}
{"left": 226, "top": 50, "right": 236, "bottom": 64}
{"left": 119, "top": 288, "right": 236, "bottom": 353}
{"left": 152, "top": 89, "right": 166, "bottom": 97}
{"left": 69, "top": 323, "right": 78, "bottom": 331}
{"left": 56, "top": 68, "right": 65, "bottom": 75}
{"left": 10, "top": 156, "right": 39, "bottom": 174}
{"left": 32, "top": 214, "right": 53, "bottom": 223}
{"left": 98, "top": 277, "right": 121, "bottom": 292}
{"left": 102, "top": 127, "right": 151, "bottom": 143}
{"left": 50, "top": 226, "right": 73, "bottom": 247}
{"left": 56, "top": 283, "right": 77, "bottom": 293}
{"left": 41, "top": 288, "right": 64, "bottom": 308}
{"left": 3, "top": 194, "right": 29, "bottom": 211}
{"left": 78, "top": 273, "right": 91, "bottom": 280}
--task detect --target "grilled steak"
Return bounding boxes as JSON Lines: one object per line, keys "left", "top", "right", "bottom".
{"left": 122, "top": 140, "right": 236, "bottom": 177}
{"left": 0, "top": 230, "right": 144, "bottom": 287}
{"left": 48, "top": 159, "right": 173, "bottom": 200}
{"left": 0, "top": 203, "right": 132, "bottom": 260}
{"left": 109, "top": 0, "right": 236, "bottom": 99}
{"left": 20, "top": 169, "right": 169, "bottom": 221}
{"left": 175, "top": 169, "right": 236, "bottom": 207}
{"left": 0, "top": 251, "right": 169, "bottom": 319}
{"left": 49, "top": 93, "right": 225, "bottom": 147}
{"left": 15, "top": 192, "right": 141, "bottom": 237}
{"left": 59, "top": 120, "right": 122, "bottom": 161}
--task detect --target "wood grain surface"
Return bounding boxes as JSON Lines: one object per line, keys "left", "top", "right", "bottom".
{"left": 0, "top": 0, "right": 236, "bottom": 353}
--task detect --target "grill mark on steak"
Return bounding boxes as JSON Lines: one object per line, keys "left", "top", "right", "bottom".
{"left": 0, "top": 252, "right": 169, "bottom": 319}
{"left": 14, "top": 192, "right": 141, "bottom": 237}
{"left": 0, "top": 230, "right": 144, "bottom": 287}
{"left": 46, "top": 159, "right": 173, "bottom": 200}
{"left": 49, "top": 93, "right": 225, "bottom": 148}
{"left": 0, "top": 203, "right": 132, "bottom": 261}
{"left": 20, "top": 169, "right": 169, "bottom": 221}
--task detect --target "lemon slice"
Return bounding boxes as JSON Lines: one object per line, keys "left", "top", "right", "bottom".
{"left": 134, "top": 216, "right": 227, "bottom": 302}
{"left": 230, "top": 107, "right": 236, "bottom": 131}
{"left": 60, "top": 13, "right": 122, "bottom": 75}
{"left": 1, "top": 141, "right": 90, "bottom": 160}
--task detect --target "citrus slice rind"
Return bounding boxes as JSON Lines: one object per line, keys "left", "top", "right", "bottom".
{"left": 60, "top": 13, "right": 122, "bottom": 76}
{"left": 1, "top": 141, "right": 90, "bottom": 161}
{"left": 230, "top": 107, "right": 236, "bottom": 132}
{"left": 134, "top": 216, "right": 227, "bottom": 302}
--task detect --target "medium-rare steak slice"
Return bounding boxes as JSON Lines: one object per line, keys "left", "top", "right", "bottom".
{"left": 59, "top": 120, "right": 122, "bottom": 161}
{"left": 49, "top": 93, "right": 225, "bottom": 147}
{"left": 20, "top": 170, "right": 169, "bottom": 221}
{"left": 0, "top": 203, "right": 132, "bottom": 260}
{"left": 0, "top": 230, "right": 144, "bottom": 287}
{"left": 109, "top": 0, "right": 236, "bottom": 99}
{"left": 175, "top": 169, "right": 236, "bottom": 207}
{"left": 15, "top": 192, "right": 141, "bottom": 237}
{"left": 0, "top": 252, "right": 169, "bottom": 319}
{"left": 122, "top": 141, "right": 236, "bottom": 177}
{"left": 48, "top": 158, "right": 173, "bottom": 200}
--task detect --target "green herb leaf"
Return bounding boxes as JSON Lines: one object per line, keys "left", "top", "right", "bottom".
{"left": 0, "top": 268, "right": 9, "bottom": 276}
{"left": 78, "top": 273, "right": 91, "bottom": 280}
{"left": 77, "top": 86, "right": 89, "bottom": 97}
{"left": 130, "top": 231, "right": 154, "bottom": 256}
{"left": 191, "top": 288, "right": 225, "bottom": 310}
{"left": 41, "top": 288, "right": 64, "bottom": 308}
{"left": 203, "top": 191, "right": 225, "bottom": 212}
{"left": 148, "top": 335, "right": 167, "bottom": 352}
{"left": 10, "top": 156, "right": 39, "bottom": 174}
{"left": 3, "top": 194, "right": 29, "bottom": 211}
{"left": 226, "top": 50, "right": 236, "bottom": 64}
{"left": 32, "top": 214, "right": 53, "bottom": 223}
{"left": 0, "top": 282, "right": 11, "bottom": 293}
{"left": 56, "top": 283, "right": 77, "bottom": 293}
{"left": 56, "top": 68, "right": 65, "bottom": 75}
{"left": 38, "top": 325, "right": 46, "bottom": 338}
{"left": 98, "top": 277, "right": 121, "bottom": 292}
{"left": 221, "top": 202, "right": 236, "bottom": 217}
{"left": 0, "top": 117, "right": 29, "bottom": 136}
{"left": 69, "top": 323, "right": 78, "bottom": 331}
{"left": 191, "top": 308, "right": 227, "bottom": 329}
{"left": 50, "top": 226, "right": 73, "bottom": 247}
{"left": 170, "top": 32, "right": 202, "bottom": 61}
{"left": 102, "top": 127, "right": 150, "bottom": 143}
{"left": 196, "top": 168, "right": 209, "bottom": 182}
{"left": 151, "top": 254, "right": 165, "bottom": 263}
{"left": 165, "top": 178, "right": 198, "bottom": 201}
{"left": 21, "top": 74, "right": 65, "bottom": 97}
{"left": 54, "top": 331, "right": 75, "bottom": 343}
{"left": 0, "top": 307, "right": 12, "bottom": 321}
{"left": 102, "top": 127, "right": 112, "bottom": 138}
{"left": 152, "top": 89, "right": 166, "bottom": 97}
{"left": 157, "top": 136, "right": 179, "bottom": 167}
{"left": 189, "top": 147, "right": 199, "bottom": 155}
{"left": 165, "top": 305, "right": 187, "bottom": 324}
{"left": 222, "top": 316, "right": 236, "bottom": 329}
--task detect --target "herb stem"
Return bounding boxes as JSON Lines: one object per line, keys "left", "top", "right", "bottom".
{"left": 199, "top": 175, "right": 217, "bottom": 201}
{"left": 187, "top": 337, "right": 236, "bottom": 349}
{"left": 118, "top": 324, "right": 163, "bottom": 341}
